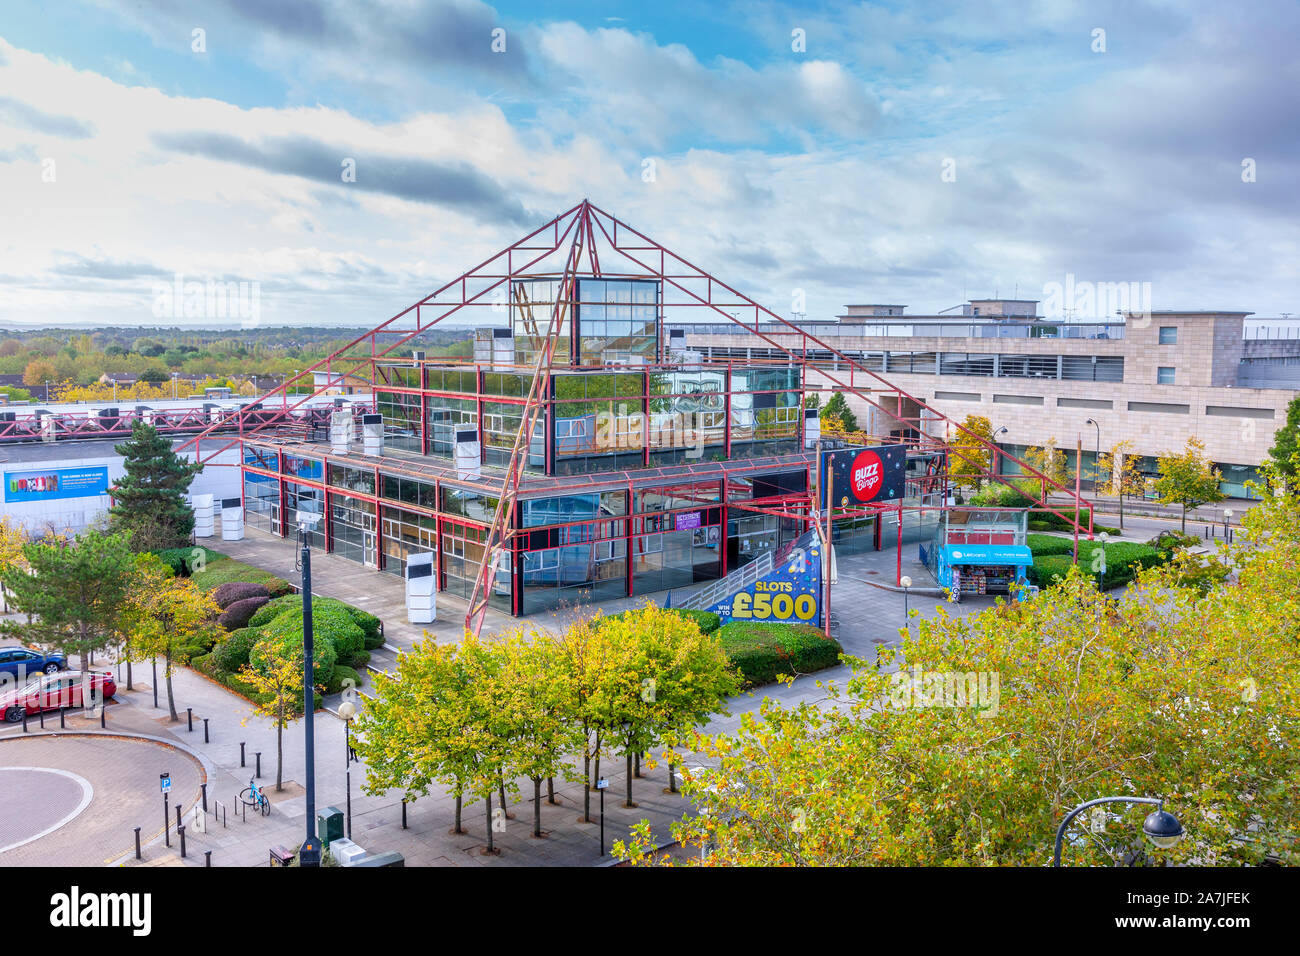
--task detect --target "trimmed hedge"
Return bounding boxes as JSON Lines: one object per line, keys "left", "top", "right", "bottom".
{"left": 191, "top": 558, "right": 293, "bottom": 597}
{"left": 211, "top": 627, "right": 259, "bottom": 673}
{"left": 192, "top": 652, "right": 323, "bottom": 712}
{"left": 326, "top": 665, "right": 362, "bottom": 695}
{"left": 217, "top": 595, "right": 270, "bottom": 630}
{"left": 715, "top": 621, "right": 843, "bottom": 688}
{"left": 211, "top": 581, "right": 271, "bottom": 610}
{"left": 249, "top": 624, "right": 337, "bottom": 685}
{"left": 152, "top": 546, "right": 223, "bottom": 576}
{"left": 1029, "top": 541, "right": 1168, "bottom": 590}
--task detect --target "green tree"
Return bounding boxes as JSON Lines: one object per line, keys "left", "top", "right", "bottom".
{"left": 948, "top": 414, "right": 994, "bottom": 491}
{"left": 124, "top": 554, "right": 222, "bottom": 721}
{"left": 1266, "top": 395, "right": 1300, "bottom": 482}
{"left": 240, "top": 640, "right": 308, "bottom": 791}
{"left": 1155, "top": 437, "right": 1225, "bottom": 531}
{"left": 1096, "top": 439, "right": 1146, "bottom": 531}
{"left": 109, "top": 420, "right": 204, "bottom": 551}
{"left": 819, "top": 392, "right": 858, "bottom": 433}
{"left": 139, "top": 367, "right": 169, "bottom": 384}
{"left": 618, "top": 482, "right": 1300, "bottom": 865}
{"left": 0, "top": 529, "right": 136, "bottom": 667}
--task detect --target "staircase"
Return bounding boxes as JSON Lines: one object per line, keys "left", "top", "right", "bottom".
{"left": 676, "top": 550, "right": 776, "bottom": 611}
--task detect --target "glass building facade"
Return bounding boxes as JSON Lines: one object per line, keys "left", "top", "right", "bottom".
{"left": 237, "top": 276, "right": 910, "bottom": 617}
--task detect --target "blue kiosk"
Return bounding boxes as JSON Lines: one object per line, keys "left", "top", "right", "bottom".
{"left": 923, "top": 509, "right": 1034, "bottom": 602}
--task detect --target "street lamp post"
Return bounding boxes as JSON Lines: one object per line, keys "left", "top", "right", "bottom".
{"left": 296, "top": 513, "right": 322, "bottom": 867}
{"left": 1223, "top": 507, "right": 1233, "bottom": 543}
{"left": 338, "top": 699, "right": 357, "bottom": 840}
{"left": 900, "top": 575, "right": 912, "bottom": 626}
{"left": 1053, "top": 796, "right": 1184, "bottom": 866}
{"left": 1084, "top": 418, "right": 1101, "bottom": 489}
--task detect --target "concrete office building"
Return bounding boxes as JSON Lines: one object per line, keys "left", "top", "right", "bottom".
{"left": 679, "top": 301, "right": 1300, "bottom": 498}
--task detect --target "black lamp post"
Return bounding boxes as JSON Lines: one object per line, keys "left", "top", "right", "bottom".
{"left": 296, "top": 513, "right": 322, "bottom": 867}
{"left": 338, "top": 698, "right": 357, "bottom": 840}
{"left": 1053, "top": 796, "right": 1184, "bottom": 866}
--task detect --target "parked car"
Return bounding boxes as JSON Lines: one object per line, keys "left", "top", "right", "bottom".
{"left": 0, "top": 670, "right": 116, "bottom": 722}
{"left": 0, "top": 646, "right": 66, "bottom": 683}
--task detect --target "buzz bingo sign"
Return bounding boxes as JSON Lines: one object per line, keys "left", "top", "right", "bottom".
{"left": 820, "top": 445, "right": 906, "bottom": 510}
{"left": 707, "top": 529, "right": 822, "bottom": 628}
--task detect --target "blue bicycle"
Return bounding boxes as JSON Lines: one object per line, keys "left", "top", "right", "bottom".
{"left": 239, "top": 777, "right": 271, "bottom": 817}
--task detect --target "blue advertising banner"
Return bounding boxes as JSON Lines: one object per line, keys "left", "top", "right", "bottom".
{"left": 4, "top": 466, "right": 110, "bottom": 503}
{"left": 707, "top": 528, "right": 823, "bottom": 627}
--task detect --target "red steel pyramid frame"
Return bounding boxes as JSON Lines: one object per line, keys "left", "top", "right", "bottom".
{"left": 177, "top": 199, "right": 1092, "bottom": 636}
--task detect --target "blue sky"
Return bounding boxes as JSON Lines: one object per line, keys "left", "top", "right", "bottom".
{"left": 0, "top": 0, "right": 1297, "bottom": 328}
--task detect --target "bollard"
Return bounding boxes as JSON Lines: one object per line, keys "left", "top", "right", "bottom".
{"left": 240, "top": 742, "right": 246, "bottom": 767}
{"left": 205, "top": 850, "right": 211, "bottom": 867}
{"left": 200, "top": 783, "right": 208, "bottom": 813}
{"left": 176, "top": 804, "right": 183, "bottom": 833}
{"left": 402, "top": 799, "right": 408, "bottom": 829}
{"left": 255, "top": 752, "right": 262, "bottom": 779}
{"left": 178, "top": 825, "right": 186, "bottom": 859}
{"left": 203, "top": 718, "right": 209, "bottom": 744}
{"left": 187, "top": 708, "right": 193, "bottom": 732}
{"left": 100, "top": 706, "right": 105, "bottom": 729}
{"left": 39, "top": 708, "right": 44, "bottom": 729}
{"left": 60, "top": 709, "right": 65, "bottom": 730}
{"left": 21, "top": 709, "right": 27, "bottom": 733}
{"left": 134, "top": 826, "right": 141, "bottom": 860}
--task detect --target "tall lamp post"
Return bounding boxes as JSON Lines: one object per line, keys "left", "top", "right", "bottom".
{"left": 338, "top": 699, "right": 357, "bottom": 840}
{"left": 1053, "top": 796, "right": 1184, "bottom": 866}
{"left": 899, "top": 575, "right": 912, "bottom": 627}
{"left": 296, "top": 512, "right": 322, "bottom": 867}
{"left": 1223, "top": 507, "right": 1233, "bottom": 542}
{"left": 1084, "top": 418, "right": 1101, "bottom": 489}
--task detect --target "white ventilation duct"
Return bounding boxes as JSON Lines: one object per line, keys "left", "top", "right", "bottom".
{"left": 329, "top": 409, "right": 353, "bottom": 453}
{"left": 192, "top": 493, "right": 215, "bottom": 538}
{"left": 804, "top": 407, "right": 821, "bottom": 449}
{"left": 220, "top": 496, "right": 244, "bottom": 541}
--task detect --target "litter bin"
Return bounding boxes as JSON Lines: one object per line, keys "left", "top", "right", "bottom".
{"left": 318, "top": 806, "right": 344, "bottom": 849}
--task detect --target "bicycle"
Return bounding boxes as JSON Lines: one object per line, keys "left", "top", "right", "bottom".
{"left": 239, "top": 778, "right": 272, "bottom": 817}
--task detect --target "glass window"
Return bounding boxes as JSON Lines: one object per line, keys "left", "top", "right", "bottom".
{"left": 330, "top": 494, "right": 376, "bottom": 566}
{"left": 328, "top": 463, "right": 375, "bottom": 495}
{"left": 380, "top": 505, "right": 437, "bottom": 579}
{"left": 1157, "top": 366, "right": 1175, "bottom": 384}
{"left": 1158, "top": 326, "right": 1178, "bottom": 344}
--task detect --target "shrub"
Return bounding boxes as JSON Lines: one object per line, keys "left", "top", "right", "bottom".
{"left": 249, "top": 595, "right": 374, "bottom": 664}
{"left": 325, "top": 664, "right": 362, "bottom": 695}
{"left": 211, "top": 581, "right": 271, "bottom": 610}
{"left": 191, "top": 559, "right": 292, "bottom": 597}
{"left": 1029, "top": 542, "right": 1169, "bottom": 590}
{"left": 249, "top": 626, "right": 337, "bottom": 687}
{"left": 1149, "top": 530, "right": 1200, "bottom": 551}
{"left": 1027, "top": 534, "right": 1076, "bottom": 556}
{"left": 600, "top": 607, "right": 721, "bottom": 635}
{"left": 152, "top": 546, "right": 223, "bottom": 576}
{"left": 218, "top": 595, "right": 270, "bottom": 630}
{"left": 211, "top": 627, "right": 260, "bottom": 673}
{"left": 715, "top": 621, "right": 842, "bottom": 687}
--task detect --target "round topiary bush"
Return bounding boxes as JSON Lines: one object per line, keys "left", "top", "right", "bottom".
{"left": 325, "top": 664, "right": 362, "bottom": 695}
{"left": 249, "top": 626, "right": 337, "bottom": 687}
{"left": 218, "top": 595, "right": 271, "bottom": 630}
{"left": 212, "top": 627, "right": 260, "bottom": 673}
{"left": 211, "top": 581, "right": 272, "bottom": 610}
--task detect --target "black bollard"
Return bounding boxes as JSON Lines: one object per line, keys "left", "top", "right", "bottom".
{"left": 60, "top": 709, "right": 65, "bottom": 730}
{"left": 175, "top": 805, "right": 182, "bottom": 833}
{"left": 39, "top": 708, "right": 44, "bottom": 729}
{"left": 178, "top": 825, "right": 186, "bottom": 859}
{"left": 240, "top": 742, "right": 246, "bottom": 767}
{"left": 402, "top": 799, "right": 408, "bottom": 829}
{"left": 134, "top": 826, "right": 141, "bottom": 860}
{"left": 203, "top": 718, "right": 209, "bottom": 743}
{"left": 200, "top": 783, "right": 208, "bottom": 813}
{"left": 187, "top": 708, "right": 193, "bottom": 732}
{"left": 204, "top": 850, "right": 211, "bottom": 867}
{"left": 255, "top": 752, "right": 262, "bottom": 779}
{"left": 100, "top": 706, "right": 105, "bottom": 729}
{"left": 21, "top": 709, "right": 27, "bottom": 733}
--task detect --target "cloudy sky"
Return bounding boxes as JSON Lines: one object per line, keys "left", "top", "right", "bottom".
{"left": 0, "top": 0, "right": 1297, "bottom": 329}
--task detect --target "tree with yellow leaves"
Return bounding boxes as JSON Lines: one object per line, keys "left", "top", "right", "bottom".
{"left": 1096, "top": 439, "right": 1146, "bottom": 531}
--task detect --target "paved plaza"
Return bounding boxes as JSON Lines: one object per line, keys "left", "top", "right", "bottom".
{"left": 0, "top": 519, "right": 1163, "bottom": 867}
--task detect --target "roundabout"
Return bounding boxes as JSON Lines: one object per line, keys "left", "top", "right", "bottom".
{"left": 0, "top": 733, "right": 204, "bottom": 866}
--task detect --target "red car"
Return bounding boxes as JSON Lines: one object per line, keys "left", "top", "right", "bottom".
{"left": 1, "top": 670, "right": 116, "bottom": 722}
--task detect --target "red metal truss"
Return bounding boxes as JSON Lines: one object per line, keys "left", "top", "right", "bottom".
{"left": 196, "top": 198, "right": 1094, "bottom": 634}
{"left": 174, "top": 202, "right": 591, "bottom": 464}
{"left": 464, "top": 208, "right": 588, "bottom": 636}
